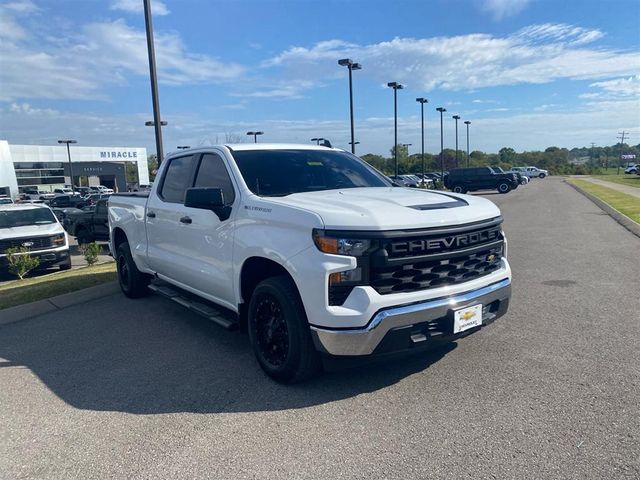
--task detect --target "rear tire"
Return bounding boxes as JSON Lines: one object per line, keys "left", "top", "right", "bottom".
{"left": 116, "top": 241, "right": 150, "bottom": 298}
{"left": 452, "top": 185, "right": 467, "bottom": 194}
{"left": 539, "top": 173, "right": 546, "bottom": 178}
{"left": 248, "top": 275, "right": 321, "bottom": 383}
{"left": 498, "top": 182, "right": 511, "bottom": 194}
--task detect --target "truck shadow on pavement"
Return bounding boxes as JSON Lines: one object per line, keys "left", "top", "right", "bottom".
{"left": 0, "top": 294, "right": 455, "bottom": 414}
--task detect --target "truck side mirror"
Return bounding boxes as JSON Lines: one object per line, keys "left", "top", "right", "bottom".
{"left": 184, "top": 187, "right": 231, "bottom": 221}
{"left": 184, "top": 188, "right": 225, "bottom": 209}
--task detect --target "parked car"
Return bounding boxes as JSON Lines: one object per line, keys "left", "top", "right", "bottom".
{"left": 68, "top": 199, "right": 110, "bottom": 244}
{"left": 0, "top": 204, "right": 71, "bottom": 272}
{"left": 0, "top": 197, "right": 13, "bottom": 205}
{"left": 491, "top": 167, "right": 528, "bottom": 185}
{"left": 51, "top": 207, "right": 85, "bottom": 229}
{"left": 519, "top": 166, "right": 548, "bottom": 178}
{"left": 624, "top": 164, "right": 639, "bottom": 174}
{"left": 444, "top": 167, "right": 519, "bottom": 194}
{"left": 109, "top": 144, "right": 512, "bottom": 382}
{"left": 90, "top": 185, "right": 114, "bottom": 194}
{"left": 53, "top": 188, "right": 81, "bottom": 196}
{"left": 47, "top": 195, "right": 87, "bottom": 209}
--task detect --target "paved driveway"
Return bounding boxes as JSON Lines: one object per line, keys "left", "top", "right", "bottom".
{"left": 1, "top": 178, "right": 638, "bottom": 479}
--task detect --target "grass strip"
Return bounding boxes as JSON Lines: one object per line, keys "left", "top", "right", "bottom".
{"left": 569, "top": 179, "right": 640, "bottom": 224}
{"left": 592, "top": 175, "right": 640, "bottom": 189}
{"left": 0, "top": 263, "right": 116, "bottom": 310}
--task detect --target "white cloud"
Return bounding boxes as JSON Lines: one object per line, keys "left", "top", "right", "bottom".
{"left": 589, "top": 75, "right": 640, "bottom": 97}
{"left": 0, "top": 17, "right": 245, "bottom": 101}
{"left": 110, "top": 0, "right": 170, "bottom": 16}
{"left": 1, "top": 0, "right": 39, "bottom": 13}
{"left": 533, "top": 104, "right": 558, "bottom": 111}
{"left": 480, "top": 0, "right": 531, "bottom": 20}
{"left": 264, "top": 24, "right": 639, "bottom": 95}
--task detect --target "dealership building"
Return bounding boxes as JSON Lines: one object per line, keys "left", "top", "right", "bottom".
{"left": 0, "top": 140, "right": 149, "bottom": 199}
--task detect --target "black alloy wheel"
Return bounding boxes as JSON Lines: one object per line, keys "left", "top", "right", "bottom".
{"left": 116, "top": 241, "right": 150, "bottom": 298}
{"left": 248, "top": 275, "right": 321, "bottom": 383}
{"left": 254, "top": 294, "right": 289, "bottom": 368}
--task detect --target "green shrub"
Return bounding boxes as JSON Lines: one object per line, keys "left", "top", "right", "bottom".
{"left": 79, "top": 241, "right": 101, "bottom": 266}
{"left": 6, "top": 247, "right": 40, "bottom": 280}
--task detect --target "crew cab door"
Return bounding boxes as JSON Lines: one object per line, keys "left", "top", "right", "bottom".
{"left": 145, "top": 151, "right": 238, "bottom": 308}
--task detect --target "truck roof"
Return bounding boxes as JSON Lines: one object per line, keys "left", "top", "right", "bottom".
{"left": 167, "top": 143, "right": 343, "bottom": 155}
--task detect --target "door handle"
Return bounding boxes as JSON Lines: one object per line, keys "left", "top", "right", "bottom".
{"left": 146, "top": 211, "right": 156, "bottom": 218}
{"left": 179, "top": 216, "right": 192, "bottom": 224}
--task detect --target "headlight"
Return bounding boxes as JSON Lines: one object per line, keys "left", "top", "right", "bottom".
{"left": 53, "top": 233, "right": 66, "bottom": 246}
{"left": 312, "top": 229, "right": 371, "bottom": 256}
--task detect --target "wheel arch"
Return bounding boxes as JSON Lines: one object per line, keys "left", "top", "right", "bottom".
{"left": 238, "top": 256, "right": 300, "bottom": 331}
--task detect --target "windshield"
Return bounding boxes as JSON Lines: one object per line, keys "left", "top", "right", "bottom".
{"left": 232, "top": 149, "right": 391, "bottom": 196}
{"left": 0, "top": 208, "right": 56, "bottom": 228}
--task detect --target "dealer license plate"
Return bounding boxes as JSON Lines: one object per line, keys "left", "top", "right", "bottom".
{"left": 453, "top": 304, "right": 483, "bottom": 334}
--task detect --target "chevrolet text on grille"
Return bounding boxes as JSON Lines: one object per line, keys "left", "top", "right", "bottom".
{"left": 390, "top": 228, "right": 501, "bottom": 255}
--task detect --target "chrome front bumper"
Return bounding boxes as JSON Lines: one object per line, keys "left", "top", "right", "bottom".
{"left": 310, "top": 278, "right": 511, "bottom": 356}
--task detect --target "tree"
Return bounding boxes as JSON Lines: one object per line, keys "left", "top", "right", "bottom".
{"left": 147, "top": 154, "right": 158, "bottom": 181}
{"left": 499, "top": 147, "right": 516, "bottom": 164}
{"left": 6, "top": 247, "right": 40, "bottom": 280}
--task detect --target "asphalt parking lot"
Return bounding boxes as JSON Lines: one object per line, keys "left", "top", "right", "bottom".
{"left": 1, "top": 177, "right": 638, "bottom": 479}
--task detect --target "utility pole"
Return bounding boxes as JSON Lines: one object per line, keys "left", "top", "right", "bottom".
{"left": 590, "top": 142, "right": 596, "bottom": 166}
{"left": 617, "top": 131, "right": 629, "bottom": 174}
{"left": 143, "top": 0, "right": 164, "bottom": 166}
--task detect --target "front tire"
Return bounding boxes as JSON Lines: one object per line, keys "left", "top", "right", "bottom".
{"left": 116, "top": 241, "right": 150, "bottom": 298}
{"left": 248, "top": 275, "right": 321, "bottom": 383}
{"left": 539, "top": 173, "right": 546, "bottom": 178}
{"left": 452, "top": 185, "right": 467, "bottom": 194}
{"left": 498, "top": 182, "right": 511, "bottom": 194}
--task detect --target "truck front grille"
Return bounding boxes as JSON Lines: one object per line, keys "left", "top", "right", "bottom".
{"left": 368, "top": 220, "right": 505, "bottom": 295}
{"left": 0, "top": 236, "right": 55, "bottom": 254}
{"left": 371, "top": 244, "right": 503, "bottom": 294}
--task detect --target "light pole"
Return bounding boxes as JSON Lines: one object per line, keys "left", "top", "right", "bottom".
{"left": 177, "top": 146, "right": 190, "bottom": 150}
{"left": 311, "top": 137, "right": 325, "bottom": 145}
{"left": 349, "top": 141, "right": 360, "bottom": 149}
{"left": 436, "top": 107, "right": 447, "bottom": 178}
{"left": 416, "top": 97, "right": 428, "bottom": 180}
{"left": 143, "top": 0, "right": 164, "bottom": 166}
{"left": 246, "top": 131, "right": 264, "bottom": 143}
{"left": 338, "top": 59, "right": 362, "bottom": 154}
{"left": 57, "top": 140, "right": 77, "bottom": 193}
{"left": 464, "top": 121, "right": 471, "bottom": 167}
{"left": 452, "top": 115, "right": 461, "bottom": 168}
{"left": 145, "top": 120, "right": 167, "bottom": 127}
{"left": 387, "top": 82, "right": 404, "bottom": 177}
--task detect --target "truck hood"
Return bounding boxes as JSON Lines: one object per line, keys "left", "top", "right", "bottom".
{"left": 265, "top": 187, "right": 501, "bottom": 230}
{"left": 0, "top": 223, "right": 64, "bottom": 240}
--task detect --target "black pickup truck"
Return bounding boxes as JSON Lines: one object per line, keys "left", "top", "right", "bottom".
{"left": 444, "top": 167, "right": 518, "bottom": 194}
{"left": 67, "top": 199, "right": 110, "bottom": 244}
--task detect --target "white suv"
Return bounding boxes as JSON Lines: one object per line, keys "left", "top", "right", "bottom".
{"left": 0, "top": 204, "right": 71, "bottom": 272}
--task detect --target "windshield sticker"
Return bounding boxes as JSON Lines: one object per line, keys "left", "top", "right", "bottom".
{"left": 307, "top": 161, "right": 323, "bottom": 166}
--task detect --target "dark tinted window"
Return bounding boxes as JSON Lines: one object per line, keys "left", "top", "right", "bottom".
{"left": 232, "top": 149, "right": 390, "bottom": 196}
{"left": 194, "top": 153, "right": 236, "bottom": 205}
{"left": 160, "top": 155, "right": 194, "bottom": 203}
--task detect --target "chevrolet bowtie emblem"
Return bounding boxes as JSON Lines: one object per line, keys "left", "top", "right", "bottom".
{"left": 461, "top": 311, "right": 476, "bottom": 321}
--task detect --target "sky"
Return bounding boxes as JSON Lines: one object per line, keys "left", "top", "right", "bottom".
{"left": 1, "top": 0, "right": 639, "bottom": 156}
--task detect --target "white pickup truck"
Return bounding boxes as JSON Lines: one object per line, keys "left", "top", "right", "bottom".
{"left": 109, "top": 144, "right": 512, "bottom": 382}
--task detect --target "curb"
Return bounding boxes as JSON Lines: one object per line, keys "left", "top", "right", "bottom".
{"left": 0, "top": 281, "right": 120, "bottom": 326}
{"left": 565, "top": 180, "right": 640, "bottom": 239}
